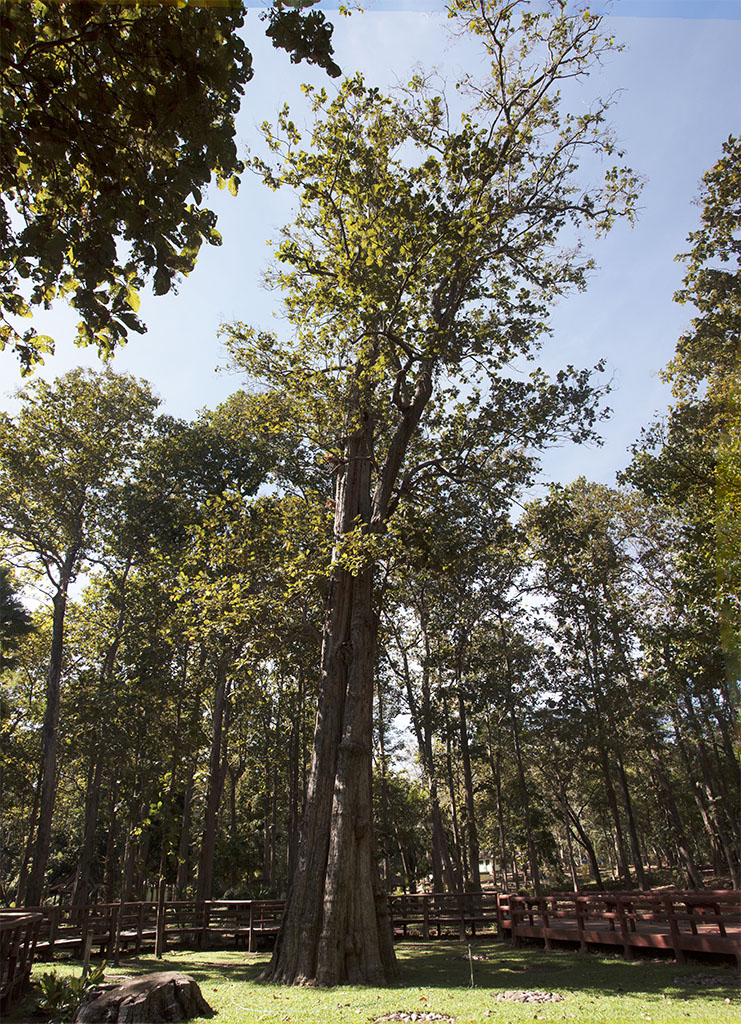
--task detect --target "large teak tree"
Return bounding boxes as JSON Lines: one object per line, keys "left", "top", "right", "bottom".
{"left": 225, "top": 0, "right": 638, "bottom": 986}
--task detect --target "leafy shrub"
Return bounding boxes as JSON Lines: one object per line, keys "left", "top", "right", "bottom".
{"left": 38, "top": 962, "right": 106, "bottom": 1023}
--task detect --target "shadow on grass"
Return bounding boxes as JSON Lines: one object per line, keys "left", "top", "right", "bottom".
{"left": 87, "top": 940, "right": 739, "bottom": 1003}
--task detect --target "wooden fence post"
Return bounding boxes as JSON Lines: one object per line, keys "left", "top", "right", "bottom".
{"left": 48, "top": 907, "right": 60, "bottom": 954}
{"left": 615, "top": 896, "right": 631, "bottom": 958}
{"left": 664, "top": 896, "right": 685, "bottom": 963}
{"left": 511, "top": 897, "right": 521, "bottom": 948}
{"left": 458, "top": 893, "right": 467, "bottom": 943}
{"left": 154, "top": 878, "right": 166, "bottom": 958}
{"left": 135, "top": 904, "right": 143, "bottom": 956}
{"left": 81, "top": 930, "right": 93, "bottom": 977}
{"left": 541, "top": 898, "right": 552, "bottom": 951}
{"left": 106, "top": 904, "right": 119, "bottom": 961}
{"left": 200, "top": 901, "right": 210, "bottom": 950}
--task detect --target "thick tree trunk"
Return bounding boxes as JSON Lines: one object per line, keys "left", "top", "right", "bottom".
{"left": 264, "top": 356, "right": 431, "bottom": 985}
{"left": 263, "top": 559, "right": 395, "bottom": 985}
{"left": 262, "top": 426, "right": 397, "bottom": 986}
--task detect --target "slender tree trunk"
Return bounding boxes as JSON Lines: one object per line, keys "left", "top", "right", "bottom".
{"left": 559, "top": 783, "right": 580, "bottom": 892}
{"left": 103, "top": 779, "right": 119, "bottom": 904}
{"left": 403, "top": 654, "right": 457, "bottom": 892}
{"left": 457, "top": 689, "right": 482, "bottom": 893}
{"left": 287, "top": 676, "right": 303, "bottom": 881}
{"left": 376, "top": 677, "right": 393, "bottom": 890}
{"left": 672, "top": 713, "right": 724, "bottom": 873}
{"left": 429, "top": 783, "right": 457, "bottom": 891}
{"left": 613, "top": 748, "right": 647, "bottom": 889}
{"left": 594, "top": 739, "right": 633, "bottom": 886}
{"left": 71, "top": 747, "right": 104, "bottom": 907}
{"left": 269, "top": 774, "right": 279, "bottom": 890}
{"left": 649, "top": 746, "right": 704, "bottom": 888}
{"left": 682, "top": 694, "right": 740, "bottom": 886}
{"left": 176, "top": 774, "right": 195, "bottom": 894}
{"left": 444, "top": 728, "right": 465, "bottom": 889}
{"left": 176, "top": 698, "right": 201, "bottom": 895}
{"left": 16, "top": 763, "right": 42, "bottom": 905}
{"left": 26, "top": 546, "right": 79, "bottom": 906}
{"left": 508, "top": 701, "right": 542, "bottom": 896}
{"left": 495, "top": 612, "right": 541, "bottom": 895}
{"left": 71, "top": 555, "right": 131, "bottom": 908}
{"left": 197, "top": 661, "right": 230, "bottom": 902}
{"left": 121, "top": 797, "right": 147, "bottom": 902}
{"left": 565, "top": 802, "right": 604, "bottom": 889}
{"left": 485, "top": 714, "right": 509, "bottom": 891}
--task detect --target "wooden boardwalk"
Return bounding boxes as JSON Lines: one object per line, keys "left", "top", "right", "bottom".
{"left": 1, "top": 890, "right": 738, "bottom": 970}
{"left": 497, "top": 891, "right": 741, "bottom": 966}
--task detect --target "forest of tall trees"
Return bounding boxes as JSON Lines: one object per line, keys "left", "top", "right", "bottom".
{"left": 1, "top": 136, "right": 738, "bottom": 922}
{"left": 0, "top": 0, "right": 738, "bottom": 994}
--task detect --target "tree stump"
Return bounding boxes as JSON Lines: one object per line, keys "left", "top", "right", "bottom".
{"left": 74, "top": 972, "right": 214, "bottom": 1023}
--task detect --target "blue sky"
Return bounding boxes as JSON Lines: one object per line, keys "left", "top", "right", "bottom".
{"left": 1, "top": 1, "right": 739, "bottom": 488}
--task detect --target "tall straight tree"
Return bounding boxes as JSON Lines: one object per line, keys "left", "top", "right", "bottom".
{"left": 226, "top": 0, "right": 638, "bottom": 985}
{"left": 0, "top": 369, "right": 159, "bottom": 905}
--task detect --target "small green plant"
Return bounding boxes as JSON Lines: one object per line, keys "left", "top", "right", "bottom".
{"left": 38, "top": 962, "right": 106, "bottom": 1023}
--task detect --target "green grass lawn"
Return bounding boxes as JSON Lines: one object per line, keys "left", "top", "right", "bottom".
{"left": 11, "top": 941, "right": 741, "bottom": 1023}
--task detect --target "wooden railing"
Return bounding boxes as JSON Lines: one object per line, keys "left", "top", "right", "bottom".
{"left": 3, "top": 889, "right": 738, "bottom": 969}
{"left": 388, "top": 891, "right": 498, "bottom": 939}
{"left": 0, "top": 911, "right": 42, "bottom": 1010}
{"left": 497, "top": 890, "right": 741, "bottom": 964}
{"left": 4, "top": 893, "right": 498, "bottom": 961}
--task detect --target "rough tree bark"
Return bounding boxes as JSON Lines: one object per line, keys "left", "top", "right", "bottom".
{"left": 262, "top": 427, "right": 396, "bottom": 985}
{"left": 263, "top": 360, "right": 432, "bottom": 985}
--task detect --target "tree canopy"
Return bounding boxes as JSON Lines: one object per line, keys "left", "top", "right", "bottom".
{"left": 0, "top": 0, "right": 340, "bottom": 371}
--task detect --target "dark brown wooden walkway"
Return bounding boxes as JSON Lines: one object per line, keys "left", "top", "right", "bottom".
{"left": 2, "top": 890, "right": 738, "bottom": 969}
{"left": 497, "top": 891, "right": 741, "bottom": 966}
